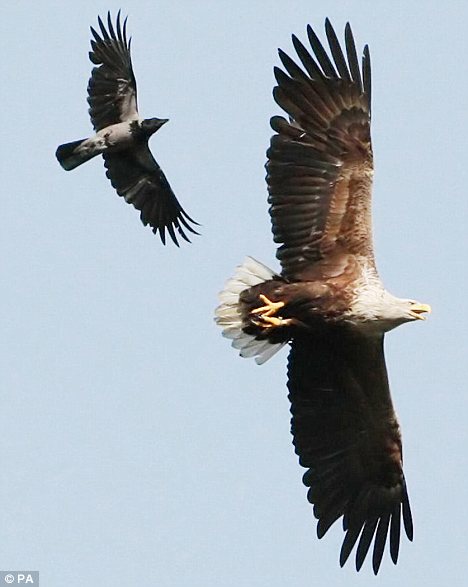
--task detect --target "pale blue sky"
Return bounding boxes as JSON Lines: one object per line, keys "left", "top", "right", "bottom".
{"left": 2, "top": 1, "right": 467, "bottom": 585}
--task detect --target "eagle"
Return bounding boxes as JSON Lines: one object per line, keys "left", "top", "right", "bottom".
{"left": 215, "top": 20, "right": 430, "bottom": 574}
{"left": 55, "top": 12, "right": 199, "bottom": 246}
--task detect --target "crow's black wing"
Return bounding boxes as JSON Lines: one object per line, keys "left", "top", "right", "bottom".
{"left": 104, "top": 145, "right": 199, "bottom": 245}
{"left": 87, "top": 11, "right": 139, "bottom": 131}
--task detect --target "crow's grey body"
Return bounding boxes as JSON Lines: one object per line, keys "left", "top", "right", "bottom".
{"left": 57, "top": 119, "right": 163, "bottom": 171}
{"left": 56, "top": 11, "right": 198, "bottom": 245}
{"left": 57, "top": 122, "right": 133, "bottom": 171}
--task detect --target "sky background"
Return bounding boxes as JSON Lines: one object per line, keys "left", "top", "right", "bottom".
{"left": 2, "top": 1, "right": 467, "bottom": 585}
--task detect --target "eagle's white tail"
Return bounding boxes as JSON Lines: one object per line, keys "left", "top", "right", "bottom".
{"left": 215, "top": 257, "right": 287, "bottom": 365}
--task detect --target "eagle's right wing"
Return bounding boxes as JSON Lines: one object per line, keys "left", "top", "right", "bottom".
{"left": 267, "top": 21, "right": 374, "bottom": 281}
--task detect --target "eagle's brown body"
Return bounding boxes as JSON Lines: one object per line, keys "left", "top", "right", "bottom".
{"left": 239, "top": 271, "right": 351, "bottom": 338}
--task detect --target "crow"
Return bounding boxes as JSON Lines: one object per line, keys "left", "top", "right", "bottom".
{"left": 56, "top": 11, "right": 199, "bottom": 245}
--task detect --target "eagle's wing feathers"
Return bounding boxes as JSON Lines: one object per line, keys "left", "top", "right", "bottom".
{"left": 287, "top": 332, "right": 412, "bottom": 574}
{"left": 103, "top": 146, "right": 199, "bottom": 246}
{"left": 267, "top": 22, "right": 373, "bottom": 280}
{"left": 87, "top": 11, "right": 138, "bottom": 131}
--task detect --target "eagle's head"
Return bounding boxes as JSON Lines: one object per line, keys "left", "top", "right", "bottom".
{"left": 370, "top": 295, "right": 431, "bottom": 332}
{"left": 349, "top": 283, "right": 431, "bottom": 333}
{"left": 400, "top": 299, "right": 432, "bottom": 322}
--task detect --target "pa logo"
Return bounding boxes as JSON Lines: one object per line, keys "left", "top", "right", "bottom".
{"left": 3, "top": 574, "right": 36, "bottom": 584}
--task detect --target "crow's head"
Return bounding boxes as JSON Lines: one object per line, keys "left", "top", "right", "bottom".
{"left": 140, "top": 117, "right": 169, "bottom": 136}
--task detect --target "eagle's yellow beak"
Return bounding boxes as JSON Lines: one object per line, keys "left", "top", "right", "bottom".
{"left": 410, "top": 303, "right": 432, "bottom": 320}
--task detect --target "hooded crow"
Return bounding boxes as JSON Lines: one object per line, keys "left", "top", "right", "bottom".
{"left": 56, "top": 11, "right": 199, "bottom": 246}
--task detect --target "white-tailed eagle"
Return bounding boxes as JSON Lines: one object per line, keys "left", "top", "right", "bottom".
{"left": 215, "top": 20, "right": 430, "bottom": 574}
{"left": 56, "top": 12, "right": 199, "bottom": 246}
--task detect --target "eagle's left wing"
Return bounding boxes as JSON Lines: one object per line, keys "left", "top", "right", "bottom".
{"left": 287, "top": 330, "right": 413, "bottom": 574}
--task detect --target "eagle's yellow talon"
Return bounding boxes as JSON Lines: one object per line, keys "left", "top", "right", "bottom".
{"left": 251, "top": 294, "right": 285, "bottom": 317}
{"left": 250, "top": 294, "right": 291, "bottom": 328}
{"left": 261, "top": 315, "right": 293, "bottom": 328}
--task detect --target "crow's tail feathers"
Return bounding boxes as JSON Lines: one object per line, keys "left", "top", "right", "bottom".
{"left": 56, "top": 138, "right": 95, "bottom": 171}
